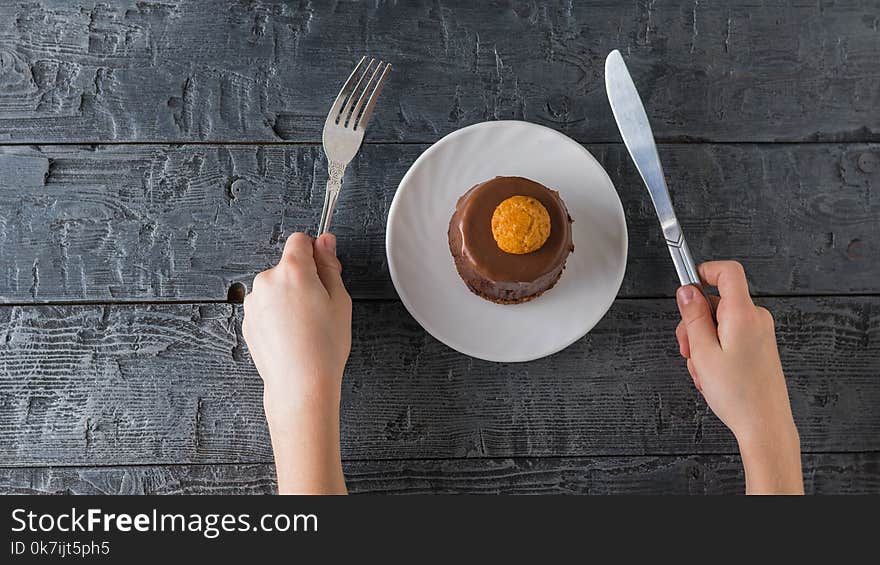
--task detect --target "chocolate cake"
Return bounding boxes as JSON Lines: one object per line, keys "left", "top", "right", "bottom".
{"left": 447, "top": 176, "right": 574, "bottom": 304}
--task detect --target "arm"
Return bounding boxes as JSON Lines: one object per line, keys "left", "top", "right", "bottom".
{"left": 242, "top": 233, "right": 352, "bottom": 494}
{"left": 675, "top": 261, "right": 804, "bottom": 495}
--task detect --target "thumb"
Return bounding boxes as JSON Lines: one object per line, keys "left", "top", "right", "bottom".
{"left": 313, "top": 234, "right": 347, "bottom": 299}
{"left": 676, "top": 285, "right": 720, "bottom": 356}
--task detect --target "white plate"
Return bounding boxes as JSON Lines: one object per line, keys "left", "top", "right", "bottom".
{"left": 386, "top": 121, "right": 627, "bottom": 362}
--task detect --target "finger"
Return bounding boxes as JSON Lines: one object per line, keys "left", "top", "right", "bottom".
{"left": 704, "top": 294, "right": 721, "bottom": 317}
{"left": 676, "top": 284, "right": 720, "bottom": 355}
{"left": 697, "top": 261, "right": 753, "bottom": 307}
{"left": 313, "top": 234, "right": 348, "bottom": 299}
{"left": 251, "top": 269, "right": 272, "bottom": 292}
{"left": 281, "top": 232, "right": 316, "bottom": 271}
{"left": 675, "top": 320, "right": 690, "bottom": 358}
{"left": 241, "top": 292, "right": 255, "bottom": 343}
{"left": 686, "top": 358, "right": 702, "bottom": 392}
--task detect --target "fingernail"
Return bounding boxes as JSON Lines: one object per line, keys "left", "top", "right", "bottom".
{"left": 677, "top": 285, "right": 695, "bottom": 305}
{"left": 323, "top": 234, "right": 337, "bottom": 255}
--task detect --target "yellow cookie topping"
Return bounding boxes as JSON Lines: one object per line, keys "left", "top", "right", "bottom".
{"left": 491, "top": 195, "right": 551, "bottom": 254}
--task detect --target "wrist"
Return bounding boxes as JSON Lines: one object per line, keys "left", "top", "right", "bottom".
{"left": 263, "top": 383, "right": 342, "bottom": 459}
{"left": 736, "top": 419, "right": 803, "bottom": 495}
{"left": 733, "top": 411, "right": 799, "bottom": 454}
{"left": 264, "top": 388, "right": 340, "bottom": 428}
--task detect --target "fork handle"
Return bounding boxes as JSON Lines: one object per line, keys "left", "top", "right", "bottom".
{"left": 318, "top": 161, "right": 346, "bottom": 235}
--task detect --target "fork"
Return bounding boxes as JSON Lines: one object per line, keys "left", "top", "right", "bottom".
{"left": 318, "top": 56, "right": 392, "bottom": 235}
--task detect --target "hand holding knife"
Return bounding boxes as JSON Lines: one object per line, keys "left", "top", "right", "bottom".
{"left": 604, "top": 49, "right": 715, "bottom": 314}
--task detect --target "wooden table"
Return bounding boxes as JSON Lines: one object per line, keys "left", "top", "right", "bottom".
{"left": 0, "top": 1, "right": 877, "bottom": 494}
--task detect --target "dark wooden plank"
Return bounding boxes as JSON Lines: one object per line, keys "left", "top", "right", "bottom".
{"left": 0, "top": 464, "right": 278, "bottom": 496}
{"left": 341, "top": 453, "right": 880, "bottom": 495}
{"left": 1, "top": 453, "right": 877, "bottom": 494}
{"left": 1, "top": 0, "right": 878, "bottom": 143}
{"left": 1, "top": 143, "right": 877, "bottom": 302}
{"left": 0, "top": 297, "right": 876, "bottom": 466}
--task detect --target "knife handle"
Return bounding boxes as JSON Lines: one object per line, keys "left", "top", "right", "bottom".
{"left": 667, "top": 236, "right": 716, "bottom": 318}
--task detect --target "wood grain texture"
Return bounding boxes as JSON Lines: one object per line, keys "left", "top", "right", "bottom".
{"left": 1, "top": 453, "right": 877, "bottom": 494}
{"left": 0, "top": 0, "right": 878, "bottom": 144}
{"left": 0, "top": 142, "right": 877, "bottom": 302}
{"left": 0, "top": 298, "right": 876, "bottom": 466}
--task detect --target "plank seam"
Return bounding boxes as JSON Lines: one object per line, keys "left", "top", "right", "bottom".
{"left": 1, "top": 292, "right": 879, "bottom": 309}
{"left": 0, "top": 140, "right": 877, "bottom": 148}
{"left": 3, "top": 450, "right": 878, "bottom": 471}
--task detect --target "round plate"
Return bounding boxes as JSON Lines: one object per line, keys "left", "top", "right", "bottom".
{"left": 386, "top": 121, "right": 627, "bottom": 362}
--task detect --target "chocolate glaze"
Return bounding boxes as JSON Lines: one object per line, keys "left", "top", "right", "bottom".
{"left": 448, "top": 176, "right": 574, "bottom": 304}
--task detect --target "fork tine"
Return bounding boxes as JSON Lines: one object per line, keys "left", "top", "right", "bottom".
{"left": 354, "top": 63, "right": 391, "bottom": 131}
{"left": 339, "top": 59, "right": 376, "bottom": 127}
{"left": 345, "top": 61, "right": 384, "bottom": 129}
{"left": 326, "top": 56, "right": 368, "bottom": 123}
{"left": 347, "top": 60, "right": 384, "bottom": 128}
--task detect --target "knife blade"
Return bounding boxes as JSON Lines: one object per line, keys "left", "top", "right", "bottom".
{"left": 604, "top": 49, "right": 709, "bottom": 302}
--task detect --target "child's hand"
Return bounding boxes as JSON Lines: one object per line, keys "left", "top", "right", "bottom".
{"left": 675, "top": 261, "right": 803, "bottom": 494}
{"left": 243, "top": 232, "right": 351, "bottom": 410}
{"left": 242, "top": 232, "right": 351, "bottom": 494}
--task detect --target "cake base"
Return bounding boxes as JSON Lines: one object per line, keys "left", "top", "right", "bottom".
{"left": 459, "top": 264, "right": 567, "bottom": 305}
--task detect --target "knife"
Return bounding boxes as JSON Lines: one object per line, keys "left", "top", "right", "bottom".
{"left": 604, "top": 50, "right": 713, "bottom": 308}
